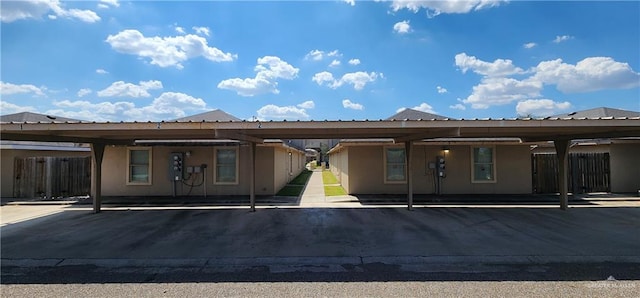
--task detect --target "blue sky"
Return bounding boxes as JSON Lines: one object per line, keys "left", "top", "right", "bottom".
{"left": 1, "top": 0, "right": 639, "bottom": 121}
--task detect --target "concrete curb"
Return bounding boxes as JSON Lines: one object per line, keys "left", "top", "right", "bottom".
{"left": 5, "top": 201, "right": 81, "bottom": 206}
{"left": 4, "top": 255, "right": 640, "bottom": 271}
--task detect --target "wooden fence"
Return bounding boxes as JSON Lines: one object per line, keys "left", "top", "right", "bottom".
{"left": 13, "top": 157, "right": 91, "bottom": 198}
{"left": 532, "top": 153, "right": 610, "bottom": 194}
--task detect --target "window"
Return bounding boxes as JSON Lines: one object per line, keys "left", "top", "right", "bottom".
{"left": 127, "top": 147, "right": 152, "bottom": 185}
{"left": 215, "top": 147, "right": 238, "bottom": 184}
{"left": 384, "top": 147, "right": 406, "bottom": 183}
{"left": 472, "top": 146, "right": 496, "bottom": 183}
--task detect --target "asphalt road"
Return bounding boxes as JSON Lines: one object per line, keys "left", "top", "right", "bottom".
{"left": 2, "top": 202, "right": 639, "bottom": 296}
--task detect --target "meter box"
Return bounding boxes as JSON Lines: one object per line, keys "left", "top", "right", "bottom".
{"left": 170, "top": 152, "right": 184, "bottom": 181}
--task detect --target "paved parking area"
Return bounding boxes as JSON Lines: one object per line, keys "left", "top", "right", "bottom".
{"left": 2, "top": 203, "right": 639, "bottom": 263}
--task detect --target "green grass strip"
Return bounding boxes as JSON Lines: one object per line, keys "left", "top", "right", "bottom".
{"left": 276, "top": 185, "right": 304, "bottom": 196}
{"left": 322, "top": 170, "right": 340, "bottom": 184}
{"left": 324, "top": 185, "right": 347, "bottom": 196}
{"left": 289, "top": 169, "right": 312, "bottom": 185}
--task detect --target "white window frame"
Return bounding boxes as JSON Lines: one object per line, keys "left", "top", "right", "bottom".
{"left": 384, "top": 146, "right": 407, "bottom": 184}
{"left": 214, "top": 146, "right": 239, "bottom": 185}
{"left": 471, "top": 146, "right": 497, "bottom": 183}
{"left": 127, "top": 147, "right": 152, "bottom": 185}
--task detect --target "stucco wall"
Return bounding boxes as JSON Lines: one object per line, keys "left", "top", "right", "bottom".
{"left": 255, "top": 146, "right": 275, "bottom": 195}
{"left": 272, "top": 146, "right": 305, "bottom": 193}
{"left": 99, "top": 144, "right": 305, "bottom": 197}
{"left": 610, "top": 143, "right": 640, "bottom": 193}
{"left": 1, "top": 149, "right": 90, "bottom": 198}
{"left": 329, "top": 147, "right": 349, "bottom": 192}
{"left": 335, "top": 144, "right": 532, "bottom": 195}
{"left": 101, "top": 145, "right": 276, "bottom": 197}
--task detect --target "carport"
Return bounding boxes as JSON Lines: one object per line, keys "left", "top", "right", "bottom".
{"left": 2, "top": 117, "right": 639, "bottom": 212}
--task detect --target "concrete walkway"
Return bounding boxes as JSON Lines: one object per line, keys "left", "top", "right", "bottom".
{"left": 299, "top": 169, "right": 325, "bottom": 205}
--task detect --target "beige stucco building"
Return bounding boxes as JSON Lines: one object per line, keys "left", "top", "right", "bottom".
{"left": 2, "top": 107, "right": 639, "bottom": 212}
{"left": 328, "top": 140, "right": 534, "bottom": 195}
{"left": 99, "top": 141, "right": 305, "bottom": 197}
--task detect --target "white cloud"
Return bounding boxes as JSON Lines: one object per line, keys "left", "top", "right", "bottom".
{"left": 411, "top": 102, "right": 436, "bottom": 113}
{"left": 532, "top": 57, "right": 640, "bottom": 93}
{"left": 138, "top": 92, "right": 207, "bottom": 118}
{"left": 0, "top": 101, "right": 36, "bottom": 114}
{"left": 457, "top": 52, "right": 640, "bottom": 110}
{"left": 97, "top": 80, "right": 163, "bottom": 98}
{"left": 342, "top": 99, "right": 364, "bottom": 110}
{"left": 77, "top": 88, "right": 92, "bottom": 97}
{"left": 3, "top": 91, "right": 206, "bottom": 122}
{"left": 53, "top": 100, "right": 134, "bottom": 117}
{"left": 391, "top": 0, "right": 506, "bottom": 17}
{"left": 257, "top": 104, "right": 309, "bottom": 120}
{"left": 218, "top": 56, "right": 299, "bottom": 96}
{"left": 449, "top": 103, "right": 466, "bottom": 110}
{"left": 192, "top": 26, "right": 210, "bottom": 36}
{"left": 305, "top": 49, "right": 340, "bottom": 61}
{"left": 175, "top": 26, "right": 185, "bottom": 34}
{"left": 312, "top": 71, "right": 336, "bottom": 86}
{"left": 455, "top": 53, "right": 525, "bottom": 77}
{"left": 96, "top": 68, "right": 108, "bottom": 74}
{"left": 60, "top": 92, "right": 204, "bottom": 121}
{"left": 305, "top": 50, "right": 325, "bottom": 61}
{"left": 348, "top": 58, "right": 361, "bottom": 65}
{"left": 553, "top": 35, "right": 574, "bottom": 43}
{"left": 523, "top": 42, "right": 537, "bottom": 49}
{"left": 99, "top": 0, "right": 119, "bottom": 8}
{"left": 436, "top": 86, "right": 448, "bottom": 94}
{"left": 1, "top": 0, "right": 101, "bottom": 23}
{"left": 312, "top": 71, "right": 380, "bottom": 90}
{"left": 297, "top": 100, "right": 315, "bottom": 109}
{"left": 516, "top": 99, "right": 571, "bottom": 117}
{"left": 327, "top": 50, "right": 341, "bottom": 57}
{"left": 393, "top": 20, "right": 411, "bottom": 34}
{"left": 343, "top": 0, "right": 355, "bottom": 6}
{"left": 329, "top": 60, "right": 341, "bottom": 67}
{"left": 462, "top": 77, "right": 543, "bottom": 109}
{"left": 339, "top": 71, "right": 380, "bottom": 90}
{"left": 0, "top": 81, "right": 45, "bottom": 96}
{"left": 106, "top": 29, "right": 235, "bottom": 69}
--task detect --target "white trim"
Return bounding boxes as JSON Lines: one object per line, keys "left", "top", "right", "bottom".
{"left": 126, "top": 147, "right": 152, "bottom": 185}
{"left": 383, "top": 146, "right": 407, "bottom": 184}
{"left": 471, "top": 146, "right": 497, "bottom": 183}
{"left": 214, "top": 146, "right": 239, "bottom": 185}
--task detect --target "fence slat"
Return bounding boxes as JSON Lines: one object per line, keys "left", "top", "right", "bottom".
{"left": 532, "top": 153, "right": 610, "bottom": 194}
{"left": 12, "top": 156, "right": 91, "bottom": 198}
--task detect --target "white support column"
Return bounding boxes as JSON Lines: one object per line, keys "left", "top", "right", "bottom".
{"left": 90, "top": 143, "right": 105, "bottom": 214}
{"left": 554, "top": 139, "right": 570, "bottom": 210}
{"left": 249, "top": 142, "right": 256, "bottom": 212}
{"left": 405, "top": 141, "right": 413, "bottom": 211}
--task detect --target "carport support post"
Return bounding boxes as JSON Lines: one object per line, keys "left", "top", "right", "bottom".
{"left": 90, "top": 143, "right": 105, "bottom": 213}
{"left": 554, "top": 139, "right": 570, "bottom": 210}
{"left": 405, "top": 141, "right": 413, "bottom": 211}
{"left": 249, "top": 142, "right": 256, "bottom": 212}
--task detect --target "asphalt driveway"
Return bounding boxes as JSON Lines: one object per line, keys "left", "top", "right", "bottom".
{"left": 2, "top": 204, "right": 639, "bottom": 261}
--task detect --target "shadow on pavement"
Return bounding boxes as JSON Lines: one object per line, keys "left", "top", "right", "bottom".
{"left": 2, "top": 204, "right": 639, "bottom": 284}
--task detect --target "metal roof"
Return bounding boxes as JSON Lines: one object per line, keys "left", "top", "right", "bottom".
{"left": 171, "top": 109, "right": 241, "bottom": 122}
{"left": 2, "top": 118, "right": 639, "bottom": 145}
{"left": 386, "top": 108, "right": 452, "bottom": 121}
{"left": 552, "top": 107, "right": 640, "bottom": 119}
{"left": 0, "top": 112, "right": 82, "bottom": 123}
